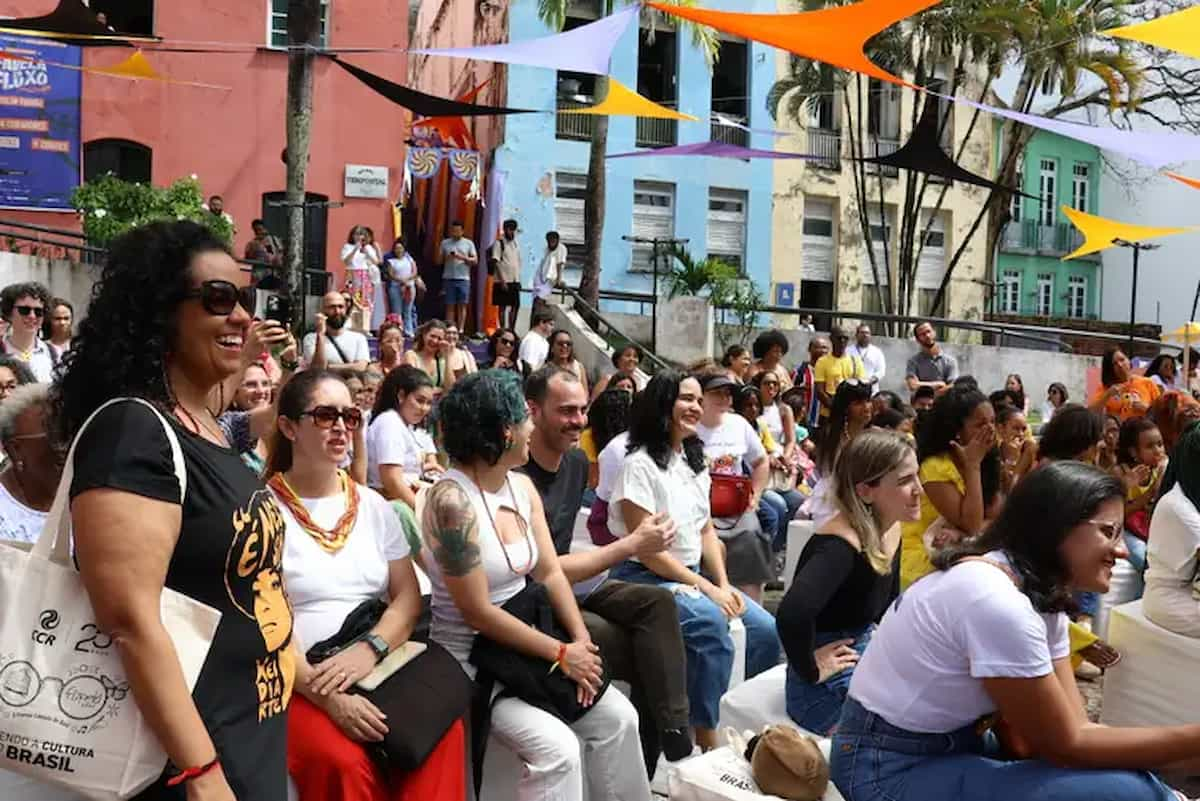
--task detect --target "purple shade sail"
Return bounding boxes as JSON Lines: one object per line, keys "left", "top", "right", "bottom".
{"left": 607, "top": 141, "right": 818, "bottom": 160}
{"left": 410, "top": 5, "right": 638, "bottom": 76}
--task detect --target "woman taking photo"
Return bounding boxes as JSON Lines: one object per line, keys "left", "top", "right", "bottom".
{"left": 403, "top": 319, "right": 454, "bottom": 395}
{"left": 608, "top": 370, "right": 781, "bottom": 752}
{"left": 832, "top": 461, "right": 1198, "bottom": 801}
{"left": 422, "top": 370, "right": 647, "bottom": 801}
{"left": 366, "top": 366, "right": 440, "bottom": 510}
{"left": 1090, "top": 347, "right": 1161, "bottom": 422}
{"left": 267, "top": 370, "right": 465, "bottom": 800}
{"left": 370, "top": 320, "right": 406, "bottom": 376}
{"left": 778, "top": 431, "right": 920, "bottom": 736}
{"left": 53, "top": 220, "right": 292, "bottom": 799}
{"left": 547, "top": 329, "right": 589, "bottom": 396}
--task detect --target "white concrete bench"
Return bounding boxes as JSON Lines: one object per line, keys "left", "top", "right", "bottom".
{"left": 1093, "top": 558, "right": 1140, "bottom": 640}
{"left": 1101, "top": 599, "right": 1200, "bottom": 728}
{"left": 783, "top": 520, "right": 816, "bottom": 592}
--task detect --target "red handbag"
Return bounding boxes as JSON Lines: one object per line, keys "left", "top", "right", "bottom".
{"left": 710, "top": 473, "right": 753, "bottom": 519}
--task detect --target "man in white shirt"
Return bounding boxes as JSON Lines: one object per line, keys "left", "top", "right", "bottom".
{"left": 0, "top": 282, "right": 57, "bottom": 382}
{"left": 846, "top": 323, "right": 886, "bottom": 395}
{"left": 533, "top": 230, "right": 568, "bottom": 315}
{"left": 438, "top": 220, "right": 478, "bottom": 334}
{"left": 488, "top": 219, "right": 522, "bottom": 330}
{"left": 301, "top": 291, "right": 370, "bottom": 374}
{"left": 519, "top": 308, "right": 555, "bottom": 372}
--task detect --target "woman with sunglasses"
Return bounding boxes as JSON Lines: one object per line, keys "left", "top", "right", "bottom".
{"left": 832, "top": 461, "right": 1198, "bottom": 801}
{"left": 0, "top": 281, "right": 56, "bottom": 383}
{"left": 422, "top": 370, "right": 647, "bottom": 800}
{"left": 548, "top": 328, "right": 589, "bottom": 397}
{"left": 266, "top": 369, "right": 466, "bottom": 801}
{"left": 404, "top": 319, "right": 455, "bottom": 395}
{"left": 52, "top": 221, "right": 293, "bottom": 800}
{"left": 482, "top": 327, "right": 526, "bottom": 376}
{"left": 366, "top": 366, "right": 440, "bottom": 510}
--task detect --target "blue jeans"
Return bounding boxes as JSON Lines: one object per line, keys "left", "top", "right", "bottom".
{"left": 1123, "top": 530, "right": 1148, "bottom": 572}
{"left": 608, "top": 560, "right": 781, "bottom": 729}
{"left": 831, "top": 696, "right": 1176, "bottom": 801}
{"left": 1075, "top": 591, "right": 1100, "bottom": 618}
{"left": 760, "top": 488, "right": 805, "bottom": 552}
{"left": 785, "top": 626, "right": 872, "bottom": 736}
{"left": 386, "top": 281, "right": 417, "bottom": 335}
{"left": 444, "top": 278, "right": 470, "bottom": 306}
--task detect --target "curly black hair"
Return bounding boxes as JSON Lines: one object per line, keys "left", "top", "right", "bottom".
{"left": 916, "top": 384, "right": 990, "bottom": 464}
{"left": 626, "top": 369, "right": 706, "bottom": 474}
{"left": 434, "top": 369, "right": 528, "bottom": 467}
{"left": 1, "top": 281, "right": 52, "bottom": 322}
{"left": 1038, "top": 404, "right": 1104, "bottom": 462}
{"left": 50, "top": 220, "right": 231, "bottom": 448}
{"left": 588, "top": 387, "right": 633, "bottom": 452}
{"left": 752, "top": 329, "right": 790, "bottom": 360}
{"left": 0, "top": 355, "right": 36, "bottom": 386}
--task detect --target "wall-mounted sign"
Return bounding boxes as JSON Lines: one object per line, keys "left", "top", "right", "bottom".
{"left": 775, "top": 282, "right": 795, "bottom": 308}
{"left": 344, "top": 164, "right": 389, "bottom": 199}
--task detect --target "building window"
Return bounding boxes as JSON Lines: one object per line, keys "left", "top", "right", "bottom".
{"left": 89, "top": 0, "right": 154, "bottom": 35}
{"left": 707, "top": 188, "right": 746, "bottom": 273}
{"left": 632, "top": 181, "right": 675, "bottom": 272}
{"left": 83, "top": 139, "right": 152, "bottom": 184}
{"left": 637, "top": 27, "right": 678, "bottom": 148}
{"left": 710, "top": 38, "right": 749, "bottom": 146}
{"left": 1010, "top": 152, "right": 1025, "bottom": 223}
{"left": 556, "top": 16, "right": 599, "bottom": 141}
{"left": 1039, "top": 158, "right": 1057, "bottom": 226}
{"left": 1036, "top": 272, "right": 1054, "bottom": 317}
{"left": 999, "top": 270, "right": 1021, "bottom": 315}
{"left": 1072, "top": 163, "right": 1090, "bottom": 212}
{"left": 1067, "top": 275, "right": 1087, "bottom": 319}
{"left": 554, "top": 172, "right": 587, "bottom": 256}
{"left": 261, "top": 191, "right": 329, "bottom": 274}
{"left": 269, "top": 0, "right": 330, "bottom": 49}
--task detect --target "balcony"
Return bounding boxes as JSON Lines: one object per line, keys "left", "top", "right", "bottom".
{"left": 865, "top": 137, "right": 899, "bottom": 177}
{"left": 1001, "top": 220, "right": 1091, "bottom": 258}
{"left": 636, "top": 117, "right": 678, "bottom": 149}
{"left": 555, "top": 100, "right": 595, "bottom": 141}
{"left": 808, "top": 128, "right": 841, "bottom": 170}
{"left": 710, "top": 117, "right": 749, "bottom": 147}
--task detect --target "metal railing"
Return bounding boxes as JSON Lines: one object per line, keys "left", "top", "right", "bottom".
{"left": 636, "top": 117, "right": 678, "bottom": 149}
{"left": 1000, "top": 220, "right": 1089, "bottom": 258}
{"left": 555, "top": 285, "right": 671, "bottom": 373}
{"left": 808, "top": 128, "right": 841, "bottom": 170}
{"left": 555, "top": 102, "right": 594, "bottom": 141}
{"left": 865, "top": 137, "right": 900, "bottom": 177}
{"left": 710, "top": 119, "right": 749, "bottom": 147}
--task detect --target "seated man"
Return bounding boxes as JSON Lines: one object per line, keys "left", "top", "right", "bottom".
{"left": 519, "top": 366, "right": 693, "bottom": 771}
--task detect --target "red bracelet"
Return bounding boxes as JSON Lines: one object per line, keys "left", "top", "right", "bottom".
{"left": 166, "top": 757, "right": 220, "bottom": 787}
{"left": 557, "top": 643, "right": 568, "bottom": 676}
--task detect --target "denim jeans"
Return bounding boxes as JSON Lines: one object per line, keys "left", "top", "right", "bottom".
{"left": 831, "top": 696, "right": 1176, "bottom": 801}
{"left": 1075, "top": 590, "right": 1100, "bottom": 618}
{"left": 1123, "top": 529, "right": 1148, "bottom": 572}
{"left": 760, "top": 488, "right": 805, "bottom": 552}
{"left": 608, "top": 560, "right": 782, "bottom": 729}
{"left": 785, "top": 626, "right": 872, "bottom": 736}
{"left": 386, "top": 281, "right": 417, "bottom": 335}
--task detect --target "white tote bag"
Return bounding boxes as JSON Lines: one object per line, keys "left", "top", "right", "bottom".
{"left": 0, "top": 398, "right": 221, "bottom": 800}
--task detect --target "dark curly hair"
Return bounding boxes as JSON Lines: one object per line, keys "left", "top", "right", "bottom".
{"left": 916, "top": 384, "right": 990, "bottom": 464}
{"left": 50, "top": 221, "right": 231, "bottom": 448}
{"left": 41, "top": 297, "right": 72, "bottom": 341}
{"left": 434, "top": 369, "right": 528, "bottom": 467}
{"left": 1, "top": 281, "right": 52, "bottom": 322}
{"left": 1038, "top": 404, "right": 1103, "bottom": 462}
{"left": 752, "top": 329, "right": 790, "bottom": 360}
{"left": 0, "top": 355, "right": 36, "bottom": 386}
{"left": 1116, "top": 416, "right": 1159, "bottom": 467}
{"left": 935, "top": 461, "right": 1123, "bottom": 614}
{"left": 588, "top": 388, "right": 633, "bottom": 452}
{"left": 626, "top": 369, "right": 706, "bottom": 474}
{"left": 371, "top": 364, "right": 433, "bottom": 421}
{"left": 1101, "top": 347, "right": 1128, "bottom": 388}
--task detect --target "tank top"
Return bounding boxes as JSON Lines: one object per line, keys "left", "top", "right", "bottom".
{"left": 426, "top": 468, "right": 539, "bottom": 673}
{"left": 760, "top": 403, "right": 785, "bottom": 446}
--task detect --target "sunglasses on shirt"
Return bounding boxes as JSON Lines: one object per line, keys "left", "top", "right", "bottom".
{"left": 184, "top": 280, "right": 257, "bottom": 317}
{"left": 14, "top": 305, "right": 44, "bottom": 318}
{"left": 299, "top": 405, "right": 364, "bottom": 430}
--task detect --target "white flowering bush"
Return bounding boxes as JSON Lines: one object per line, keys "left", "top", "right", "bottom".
{"left": 71, "top": 174, "right": 234, "bottom": 245}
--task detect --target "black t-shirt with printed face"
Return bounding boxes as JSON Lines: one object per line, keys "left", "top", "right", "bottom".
{"left": 70, "top": 401, "right": 293, "bottom": 800}
{"left": 520, "top": 448, "right": 589, "bottom": 556}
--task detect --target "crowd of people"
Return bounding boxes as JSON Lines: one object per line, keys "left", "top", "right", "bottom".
{"left": 5, "top": 219, "right": 1200, "bottom": 801}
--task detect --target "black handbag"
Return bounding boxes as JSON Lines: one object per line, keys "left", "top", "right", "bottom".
{"left": 468, "top": 581, "right": 610, "bottom": 724}
{"left": 307, "top": 599, "right": 472, "bottom": 772}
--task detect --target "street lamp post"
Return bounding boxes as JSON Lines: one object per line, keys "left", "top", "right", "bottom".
{"left": 1112, "top": 238, "right": 1161, "bottom": 355}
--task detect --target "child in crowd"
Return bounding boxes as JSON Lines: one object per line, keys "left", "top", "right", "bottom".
{"left": 1116, "top": 416, "right": 1166, "bottom": 572}
{"left": 996, "top": 404, "right": 1036, "bottom": 493}
{"left": 1096, "top": 414, "right": 1121, "bottom": 473}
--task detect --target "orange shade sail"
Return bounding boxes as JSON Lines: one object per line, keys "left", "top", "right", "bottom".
{"left": 1166, "top": 172, "right": 1200, "bottom": 192}
{"left": 645, "top": 0, "right": 942, "bottom": 87}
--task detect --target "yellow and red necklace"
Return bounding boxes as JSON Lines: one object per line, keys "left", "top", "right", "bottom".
{"left": 268, "top": 469, "right": 360, "bottom": 554}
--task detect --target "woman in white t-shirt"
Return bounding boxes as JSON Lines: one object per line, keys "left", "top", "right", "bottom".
{"left": 833, "top": 461, "right": 1194, "bottom": 801}
{"left": 366, "top": 365, "right": 441, "bottom": 509}
{"left": 608, "top": 369, "right": 781, "bottom": 752}
{"left": 1145, "top": 423, "right": 1200, "bottom": 637}
{"left": 0, "top": 383, "right": 54, "bottom": 544}
{"left": 266, "top": 370, "right": 465, "bottom": 801}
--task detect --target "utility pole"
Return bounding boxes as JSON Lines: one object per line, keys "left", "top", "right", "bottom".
{"left": 1113, "top": 238, "right": 1160, "bottom": 355}
{"left": 622, "top": 234, "right": 689, "bottom": 356}
{"left": 285, "top": 0, "right": 321, "bottom": 312}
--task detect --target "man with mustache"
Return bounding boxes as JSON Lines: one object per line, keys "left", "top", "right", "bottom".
{"left": 519, "top": 365, "right": 694, "bottom": 775}
{"left": 302, "top": 291, "right": 369, "bottom": 375}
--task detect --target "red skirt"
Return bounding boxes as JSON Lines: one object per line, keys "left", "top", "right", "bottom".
{"left": 288, "top": 694, "right": 466, "bottom": 801}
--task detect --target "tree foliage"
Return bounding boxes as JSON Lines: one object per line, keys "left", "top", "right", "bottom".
{"left": 72, "top": 174, "right": 234, "bottom": 246}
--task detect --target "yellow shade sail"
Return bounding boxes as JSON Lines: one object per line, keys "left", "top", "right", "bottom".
{"left": 92, "top": 51, "right": 159, "bottom": 80}
{"left": 559, "top": 77, "right": 697, "bottom": 121}
{"left": 646, "top": 0, "right": 941, "bottom": 87}
{"left": 1104, "top": 5, "right": 1200, "bottom": 60}
{"left": 1061, "top": 205, "right": 1197, "bottom": 260}
{"left": 1162, "top": 322, "right": 1200, "bottom": 342}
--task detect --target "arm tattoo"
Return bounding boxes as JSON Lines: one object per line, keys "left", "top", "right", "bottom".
{"left": 423, "top": 480, "right": 482, "bottom": 578}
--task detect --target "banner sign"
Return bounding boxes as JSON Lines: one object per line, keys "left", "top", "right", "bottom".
{"left": 0, "top": 35, "right": 81, "bottom": 210}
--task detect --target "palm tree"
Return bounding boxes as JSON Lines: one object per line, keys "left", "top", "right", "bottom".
{"left": 538, "top": 0, "right": 719, "bottom": 313}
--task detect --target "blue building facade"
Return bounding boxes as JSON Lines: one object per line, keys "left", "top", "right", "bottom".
{"left": 492, "top": 0, "right": 777, "bottom": 303}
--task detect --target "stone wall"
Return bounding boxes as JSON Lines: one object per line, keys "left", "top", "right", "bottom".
{"left": 0, "top": 253, "right": 97, "bottom": 312}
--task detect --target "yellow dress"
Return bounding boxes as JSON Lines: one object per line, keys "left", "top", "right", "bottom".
{"left": 900, "top": 454, "right": 963, "bottom": 590}
{"left": 579, "top": 428, "right": 599, "bottom": 462}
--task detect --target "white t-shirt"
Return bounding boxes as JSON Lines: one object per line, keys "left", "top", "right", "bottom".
{"left": 301, "top": 328, "right": 370, "bottom": 366}
{"left": 1144, "top": 485, "right": 1200, "bottom": 636}
{"left": 595, "top": 431, "right": 630, "bottom": 502}
{"left": 275, "top": 482, "right": 410, "bottom": 653}
{"left": 341, "top": 242, "right": 380, "bottom": 273}
{"left": 695, "top": 414, "right": 766, "bottom": 476}
{"left": 519, "top": 329, "right": 549, "bottom": 371}
{"left": 849, "top": 550, "right": 1070, "bottom": 734}
{"left": 846, "top": 343, "right": 886, "bottom": 394}
{"left": 609, "top": 447, "right": 710, "bottom": 569}
{"left": 534, "top": 244, "right": 569, "bottom": 299}
{"left": 0, "top": 481, "right": 46, "bottom": 544}
{"left": 366, "top": 410, "right": 435, "bottom": 490}
{"left": 386, "top": 253, "right": 417, "bottom": 285}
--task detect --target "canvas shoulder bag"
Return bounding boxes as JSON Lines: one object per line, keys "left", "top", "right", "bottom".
{"left": 0, "top": 398, "right": 221, "bottom": 800}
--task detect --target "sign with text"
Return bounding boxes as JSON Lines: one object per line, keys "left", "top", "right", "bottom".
{"left": 344, "top": 164, "right": 389, "bottom": 199}
{"left": 0, "top": 35, "right": 81, "bottom": 211}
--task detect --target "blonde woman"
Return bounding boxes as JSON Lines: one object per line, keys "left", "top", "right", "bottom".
{"left": 776, "top": 430, "right": 922, "bottom": 735}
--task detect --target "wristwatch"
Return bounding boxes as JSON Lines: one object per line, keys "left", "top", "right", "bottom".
{"left": 364, "top": 634, "right": 389, "bottom": 664}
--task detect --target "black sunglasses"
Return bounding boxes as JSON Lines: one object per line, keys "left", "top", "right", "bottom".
{"left": 498, "top": 337, "right": 516, "bottom": 346}
{"left": 299, "top": 405, "right": 363, "bottom": 430}
{"left": 184, "top": 280, "right": 257, "bottom": 317}
{"left": 14, "top": 305, "right": 44, "bottom": 318}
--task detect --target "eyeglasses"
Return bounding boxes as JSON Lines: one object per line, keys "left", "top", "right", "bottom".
{"left": 299, "top": 405, "right": 363, "bottom": 430}
{"left": 1088, "top": 519, "right": 1124, "bottom": 543}
{"left": 184, "top": 280, "right": 257, "bottom": 317}
{"left": 14, "top": 305, "right": 44, "bottom": 318}
{"left": 498, "top": 337, "right": 516, "bottom": 346}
